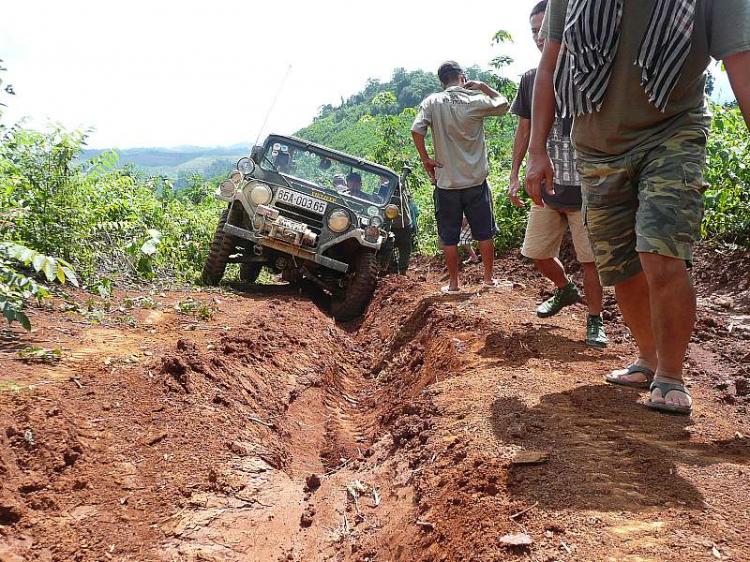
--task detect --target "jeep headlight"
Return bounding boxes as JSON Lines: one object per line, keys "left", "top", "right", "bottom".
{"left": 328, "top": 209, "right": 351, "bottom": 233}
{"left": 385, "top": 204, "right": 400, "bottom": 219}
{"left": 237, "top": 157, "right": 256, "bottom": 177}
{"left": 229, "top": 170, "right": 243, "bottom": 184}
{"left": 219, "top": 180, "right": 237, "bottom": 197}
{"left": 369, "top": 215, "right": 384, "bottom": 228}
{"left": 248, "top": 182, "right": 273, "bottom": 206}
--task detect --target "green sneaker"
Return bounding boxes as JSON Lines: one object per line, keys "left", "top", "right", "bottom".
{"left": 536, "top": 281, "right": 582, "bottom": 318}
{"left": 586, "top": 314, "right": 608, "bottom": 348}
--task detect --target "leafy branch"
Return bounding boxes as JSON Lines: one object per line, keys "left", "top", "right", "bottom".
{"left": 0, "top": 242, "right": 78, "bottom": 330}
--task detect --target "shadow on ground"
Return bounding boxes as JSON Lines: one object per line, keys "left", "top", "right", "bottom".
{"left": 490, "top": 384, "right": 750, "bottom": 513}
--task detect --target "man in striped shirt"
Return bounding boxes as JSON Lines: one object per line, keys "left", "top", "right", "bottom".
{"left": 525, "top": 0, "right": 750, "bottom": 415}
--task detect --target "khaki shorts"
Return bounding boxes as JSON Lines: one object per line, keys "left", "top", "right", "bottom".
{"left": 521, "top": 205, "right": 595, "bottom": 263}
{"left": 578, "top": 128, "right": 708, "bottom": 287}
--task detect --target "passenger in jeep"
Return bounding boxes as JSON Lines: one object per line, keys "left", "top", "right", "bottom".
{"left": 345, "top": 172, "right": 376, "bottom": 202}
{"left": 274, "top": 150, "right": 292, "bottom": 173}
{"left": 332, "top": 174, "right": 347, "bottom": 191}
{"left": 377, "top": 174, "right": 392, "bottom": 203}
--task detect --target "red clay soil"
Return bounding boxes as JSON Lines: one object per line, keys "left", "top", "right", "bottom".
{"left": 1, "top": 248, "right": 749, "bottom": 561}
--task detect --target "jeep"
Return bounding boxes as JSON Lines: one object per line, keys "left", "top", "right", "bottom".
{"left": 202, "top": 134, "right": 410, "bottom": 321}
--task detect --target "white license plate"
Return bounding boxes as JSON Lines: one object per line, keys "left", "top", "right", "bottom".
{"left": 276, "top": 188, "right": 328, "bottom": 215}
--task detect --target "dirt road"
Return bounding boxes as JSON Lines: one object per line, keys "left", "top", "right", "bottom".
{"left": 1, "top": 249, "right": 749, "bottom": 561}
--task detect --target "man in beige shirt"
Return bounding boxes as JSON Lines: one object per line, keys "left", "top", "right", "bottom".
{"left": 411, "top": 61, "right": 509, "bottom": 293}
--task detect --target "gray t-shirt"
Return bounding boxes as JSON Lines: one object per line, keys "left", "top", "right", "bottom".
{"left": 541, "top": 0, "right": 750, "bottom": 161}
{"left": 511, "top": 68, "right": 582, "bottom": 210}
{"left": 411, "top": 86, "right": 508, "bottom": 189}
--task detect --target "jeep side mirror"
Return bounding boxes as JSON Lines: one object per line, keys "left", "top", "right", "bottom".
{"left": 399, "top": 165, "right": 412, "bottom": 185}
{"left": 250, "top": 145, "right": 264, "bottom": 162}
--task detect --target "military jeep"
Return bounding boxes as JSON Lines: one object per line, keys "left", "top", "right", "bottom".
{"left": 202, "top": 134, "right": 409, "bottom": 321}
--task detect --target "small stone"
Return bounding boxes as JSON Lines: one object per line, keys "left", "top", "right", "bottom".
{"left": 230, "top": 441, "right": 251, "bottom": 456}
{"left": 507, "top": 422, "right": 526, "bottom": 439}
{"left": 715, "top": 297, "right": 733, "bottom": 310}
{"left": 500, "top": 533, "right": 533, "bottom": 547}
{"left": 511, "top": 451, "right": 550, "bottom": 465}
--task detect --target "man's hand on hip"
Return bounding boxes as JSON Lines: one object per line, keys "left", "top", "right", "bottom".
{"left": 525, "top": 150, "right": 555, "bottom": 207}
{"left": 508, "top": 177, "right": 526, "bottom": 207}
{"left": 422, "top": 157, "right": 442, "bottom": 185}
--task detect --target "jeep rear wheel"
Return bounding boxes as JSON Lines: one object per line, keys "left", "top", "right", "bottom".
{"left": 330, "top": 249, "right": 378, "bottom": 322}
{"left": 201, "top": 206, "right": 240, "bottom": 285}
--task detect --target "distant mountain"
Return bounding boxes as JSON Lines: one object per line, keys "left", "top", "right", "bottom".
{"left": 81, "top": 144, "right": 250, "bottom": 169}
{"left": 79, "top": 144, "right": 252, "bottom": 188}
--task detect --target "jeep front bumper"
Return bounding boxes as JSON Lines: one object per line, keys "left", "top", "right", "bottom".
{"left": 223, "top": 224, "right": 382, "bottom": 274}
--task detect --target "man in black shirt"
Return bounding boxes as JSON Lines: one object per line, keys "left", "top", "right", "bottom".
{"left": 509, "top": 0, "right": 606, "bottom": 347}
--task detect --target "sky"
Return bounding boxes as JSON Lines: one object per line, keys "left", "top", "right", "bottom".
{"left": 1, "top": 0, "right": 734, "bottom": 150}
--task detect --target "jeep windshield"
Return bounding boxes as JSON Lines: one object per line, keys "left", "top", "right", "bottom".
{"left": 259, "top": 140, "right": 395, "bottom": 206}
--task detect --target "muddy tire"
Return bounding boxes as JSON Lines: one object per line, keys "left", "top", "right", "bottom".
{"left": 201, "top": 207, "right": 240, "bottom": 285}
{"left": 240, "top": 262, "right": 262, "bottom": 283}
{"left": 330, "top": 249, "right": 378, "bottom": 322}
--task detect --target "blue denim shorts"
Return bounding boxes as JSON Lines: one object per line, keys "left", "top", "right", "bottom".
{"left": 434, "top": 181, "right": 497, "bottom": 246}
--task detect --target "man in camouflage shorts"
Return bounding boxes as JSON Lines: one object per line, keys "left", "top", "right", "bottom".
{"left": 525, "top": 0, "right": 750, "bottom": 415}
{"left": 580, "top": 129, "right": 707, "bottom": 284}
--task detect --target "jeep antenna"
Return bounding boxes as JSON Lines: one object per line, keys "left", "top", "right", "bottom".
{"left": 254, "top": 64, "right": 292, "bottom": 149}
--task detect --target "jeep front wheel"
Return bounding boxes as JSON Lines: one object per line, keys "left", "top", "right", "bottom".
{"left": 201, "top": 207, "right": 239, "bottom": 285}
{"left": 330, "top": 249, "right": 378, "bottom": 322}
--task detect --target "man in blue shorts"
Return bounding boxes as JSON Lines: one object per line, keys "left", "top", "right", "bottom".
{"left": 411, "top": 61, "right": 509, "bottom": 293}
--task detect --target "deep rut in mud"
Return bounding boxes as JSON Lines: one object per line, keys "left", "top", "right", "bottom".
{"left": 2, "top": 251, "right": 750, "bottom": 561}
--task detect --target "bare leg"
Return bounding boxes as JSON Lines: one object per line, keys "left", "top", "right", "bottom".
{"left": 640, "top": 253, "right": 694, "bottom": 409}
{"left": 467, "top": 245, "right": 479, "bottom": 261}
{"left": 478, "top": 239, "right": 495, "bottom": 284}
{"left": 443, "top": 244, "right": 460, "bottom": 290}
{"left": 534, "top": 257, "right": 568, "bottom": 288}
{"left": 581, "top": 262, "right": 603, "bottom": 316}
{"left": 610, "top": 271, "right": 658, "bottom": 383}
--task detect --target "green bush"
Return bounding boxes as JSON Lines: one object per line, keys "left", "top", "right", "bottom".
{"left": 0, "top": 126, "right": 224, "bottom": 286}
{"left": 0, "top": 242, "right": 78, "bottom": 330}
{"left": 704, "top": 103, "right": 750, "bottom": 247}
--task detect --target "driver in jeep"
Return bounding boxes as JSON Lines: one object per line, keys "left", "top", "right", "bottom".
{"left": 345, "top": 172, "right": 376, "bottom": 202}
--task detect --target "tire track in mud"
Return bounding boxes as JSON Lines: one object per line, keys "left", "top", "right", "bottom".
{"left": 155, "top": 277, "right": 480, "bottom": 561}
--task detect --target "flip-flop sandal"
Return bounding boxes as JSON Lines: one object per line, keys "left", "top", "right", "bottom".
{"left": 646, "top": 380, "right": 693, "bottom": 416}
{"left": 441, "top": 285, "right": 461, "bottom": 295}
{"left": 479, "top": 279, "right": 501, "bottom": 291}
{"left": 604, "top": 364, "right": 655, "bottom": 389}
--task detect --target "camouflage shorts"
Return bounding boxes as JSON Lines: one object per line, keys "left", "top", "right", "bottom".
{"left": 578, "top": 129, "right": 709, "bottom": 287}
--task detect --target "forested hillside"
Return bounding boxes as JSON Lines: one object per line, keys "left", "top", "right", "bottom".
{"left": 297, "top": 66, "right": 505, "bottom": 157}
